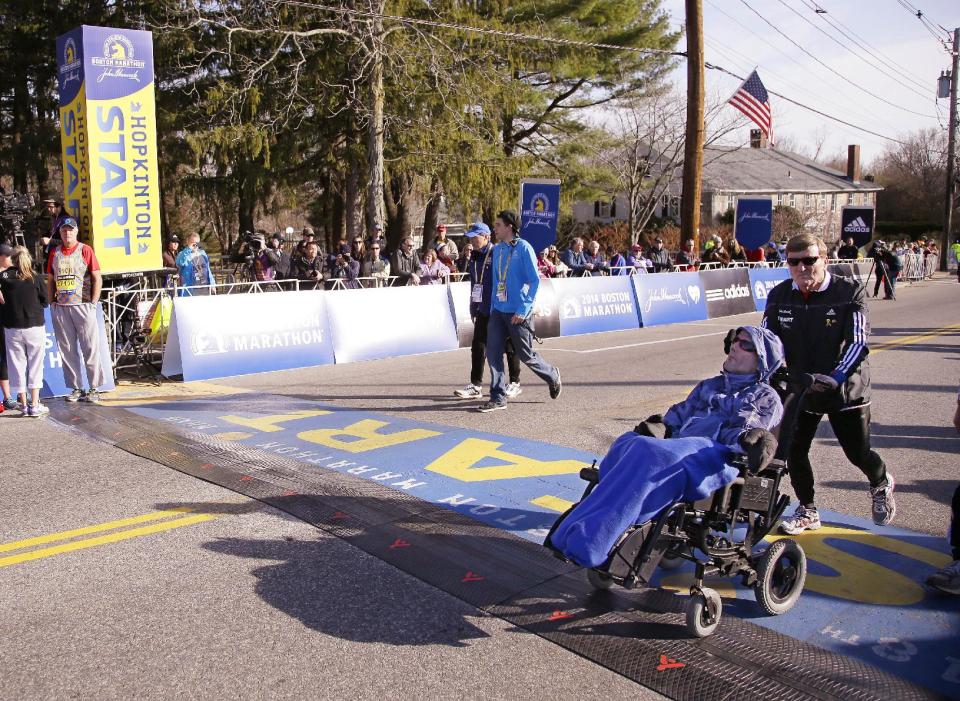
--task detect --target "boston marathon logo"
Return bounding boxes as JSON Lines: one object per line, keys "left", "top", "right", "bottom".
{"left": 705, "top": 282, "right": 751, "bottom": 303}
{"left": 192, "top": 318, "right": 325, "bottom": 356}
{"left": 522, "top": 192, "right": 557, "bottom": 228}
{"left": 753, "top": 279, "right": 779, "bottom": 300}
{"left": 59, "top": 37, "right": 82, "bottom": 85}
{"left": 91, "top": 34, "right": 145, "bottom": 83}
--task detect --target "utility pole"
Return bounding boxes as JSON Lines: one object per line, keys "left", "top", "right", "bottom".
{"left": 681, "top": 0, "right": 705, "bottom": 248}
{"left": 943, "top": 28, "right": 959, "bottom": 271}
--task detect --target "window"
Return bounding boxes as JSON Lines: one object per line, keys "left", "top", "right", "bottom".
{"left": 819, "top": 193, "right": 826, "bottom": 210}
{"left": 788, "top": 193, "right": 796, "bottom": 208}
{"left": 777, "top": 194, "right": 784, "bottom": 206}
{"left": 597, "top": 201, "right": 611, "bottom": 219}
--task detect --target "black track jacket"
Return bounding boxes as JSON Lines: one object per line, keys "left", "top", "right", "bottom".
{"left": 762, "top": 273, "right": 871, "bottom": 413}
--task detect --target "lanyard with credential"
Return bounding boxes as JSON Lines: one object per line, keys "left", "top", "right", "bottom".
{"left": 495, "top": 242, "right": 516, "bottom": 302}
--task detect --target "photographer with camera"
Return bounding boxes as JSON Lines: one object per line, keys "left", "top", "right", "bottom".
{"left": 176, "top": 233, "right": 216, "bottom": 296}
{"left": 296, "top": 241, "right": 324, "bottom": 290}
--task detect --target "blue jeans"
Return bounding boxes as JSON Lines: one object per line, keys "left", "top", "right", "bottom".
{"left": 486, "top": 310, "right": 558, "bottom": 403}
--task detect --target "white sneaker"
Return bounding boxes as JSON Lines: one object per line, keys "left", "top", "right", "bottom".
{"left": 870, "top": 474, "right": 896, "bottom": 526}
{"left": 505, "top": 382, "right": 522, "bottom": 399}
{"left": 779, "top": 505, "right": 822, "bottom": 535}
{"left": 454, "top": 384, "right": 482, "bottom": 399}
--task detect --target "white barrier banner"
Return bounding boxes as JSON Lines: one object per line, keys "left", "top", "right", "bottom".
{"left": 162, "top": 291, "right": 335, "bottom": 381}
{"left": 326, "top": 284, "right": 459, "bottom": 363}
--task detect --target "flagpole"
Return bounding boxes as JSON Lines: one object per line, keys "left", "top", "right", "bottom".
{"left": 681, "top": 0, "right": 705, "bottom": 249}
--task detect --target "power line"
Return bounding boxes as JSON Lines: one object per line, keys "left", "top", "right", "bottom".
{"left": 895, "top": 0, "right": 953, "bottom": 51}
{"left": 281, "top": 0, "right": 685, "bottom": 57}
{"left": 806, "top": 0, "right": 932, "bottom": 89}
{"left": 279, "top": 1, "right": 942, "bottom": 151}
{"left": 738, "top": 0, "right": 937, "bottom": 118}
{"left": 703, "top": 0, "right": 910, "bottom": 131}
{"left": 776, "top": 0, "right": 932, "bottom": 101}
{"left": 703, "top": 34, "right": 903, "bottom": 137}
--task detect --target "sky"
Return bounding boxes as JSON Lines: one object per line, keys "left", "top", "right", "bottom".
{"left": 650, "top": 0, "right": 960, "bottom": 165}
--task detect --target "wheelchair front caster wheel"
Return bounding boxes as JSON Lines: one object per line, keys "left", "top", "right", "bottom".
{"left": 685, "top": 587, "right": 722, "bottom": 637}
{"left": 587, "top": 569, "right": 614, "bottom": 590}
{"left": 754, "top": 538, "right": 807, "bottom": 616}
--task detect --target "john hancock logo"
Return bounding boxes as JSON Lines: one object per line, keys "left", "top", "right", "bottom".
{"left": 59, "top": 37, "right": 82, "bottom": 85}
{"left": 91, "top": 33, "right": 145, "bottom": 83}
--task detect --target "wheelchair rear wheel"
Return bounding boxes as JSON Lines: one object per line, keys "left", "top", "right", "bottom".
{"left": 754, "top": 539, "right": 807, "bottom": 615}
{"left": 587, "top": 569, "right": 614, "bottom": 590}
{"left": 685, "top": 587, "right": 722, "bottom": 637}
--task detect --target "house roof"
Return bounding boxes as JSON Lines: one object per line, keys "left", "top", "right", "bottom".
{"left": 696, "top": 146, "right": 882, "bottom": 194}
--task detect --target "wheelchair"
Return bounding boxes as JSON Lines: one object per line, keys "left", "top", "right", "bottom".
{"left": 545, "top": 407, "right": 809, "bottom": 638}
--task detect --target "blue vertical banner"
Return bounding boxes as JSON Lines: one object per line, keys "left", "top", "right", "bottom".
{"left": 519, "top": 179, "right": 561, "bottom": 256}
{"left": 734, "top": 197, "right": 773, "bottom": 250}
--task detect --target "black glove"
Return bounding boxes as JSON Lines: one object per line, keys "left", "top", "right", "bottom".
{"left": 634, "top": 413, "right": 668, "bottom": 439}
{"left": 740, "top": 428, "right": 777, "bottom": 472}
{"left": 723, "top": 328, "right": 738, "bottom": 354}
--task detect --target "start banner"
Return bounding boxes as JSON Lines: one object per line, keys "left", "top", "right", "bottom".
{"left": 56, "top": 26, "right": 163, "bottom": 275}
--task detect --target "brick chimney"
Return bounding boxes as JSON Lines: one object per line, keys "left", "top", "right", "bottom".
{"left": 847, "top": 145, "right": 861, "bottom": 183}
{"left": 750, "top": 129, "right": 768, "bottom": 149}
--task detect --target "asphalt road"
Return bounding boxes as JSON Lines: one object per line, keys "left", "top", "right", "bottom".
{"left": 218, "top": 274, "right": 960, "bottom": 537}
{"left": 0, "top": 273, "right": 955, "bottom": 699}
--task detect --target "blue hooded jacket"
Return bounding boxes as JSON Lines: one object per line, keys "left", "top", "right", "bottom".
{"left": 663, "top": 325, "right": 785, "bottom": 451}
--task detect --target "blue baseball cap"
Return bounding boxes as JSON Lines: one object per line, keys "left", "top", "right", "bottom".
{"left": 465, "top": 222, "right": 491, "bottom": 238}
{"left": 59, "top": 217, "right": 79, "bottom": 230}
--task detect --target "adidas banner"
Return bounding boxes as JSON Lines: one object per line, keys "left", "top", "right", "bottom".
{"left": 699, "top": 267, "right": 756, "bottom": 319}
{"left": 840, "top": 206, "right": 875, "bottom": 248}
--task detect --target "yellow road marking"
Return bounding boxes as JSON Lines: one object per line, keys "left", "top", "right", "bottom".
{"left": 872, "top": 323, "right": 960, "bottom": 354}
{"left": 0, "top": 507, "right": 194, "bottom": 554}
{"left": 0, "top": 513, "right": 217, "bottom": 569}
{"left": 531, "top": 495, "right": 575, "bottom": 512}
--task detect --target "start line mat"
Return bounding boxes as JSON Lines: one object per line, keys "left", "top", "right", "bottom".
{"left": 54, "top": 394, "right": 957, "bottom": 700}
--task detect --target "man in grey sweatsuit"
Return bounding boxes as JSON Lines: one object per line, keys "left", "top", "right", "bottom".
{"left": 46, "top": 218, "right": 107, "bottom": 404}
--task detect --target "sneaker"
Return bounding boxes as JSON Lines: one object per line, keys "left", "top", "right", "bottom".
{"left": 65, "top": 389, "right": 84, "bottom": 403}
{"left": 82, "top": 389, "right": 102, "bottom": 404}
{"left": 870, "top": 474, "right": 896, "bottom": 526}
{"left": 2, "top": 397, "right": 21, "bottom": 411}
{"left": 779, "top": 504, "right": 822, "bottom": 535}
{"left": 925, "top": 560, "right": 960, "bottom": 595}
{"left": 549, "top": 368, "right": 562, "bottom": 400}
{"left": 477, "top": 400, "right": 507, "bottom": 413}
{"left": 454, "top": 384, "right": 482, "bottom": 399}
{"left": 26, "top": 403, "right": 49, "bottom": 418}
{"left": 505, "top": 382, "right": 522, "bottom": 399}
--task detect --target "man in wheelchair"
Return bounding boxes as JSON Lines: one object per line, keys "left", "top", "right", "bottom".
{"left": 546, "top": 325, "right": 804, "bottom": 636}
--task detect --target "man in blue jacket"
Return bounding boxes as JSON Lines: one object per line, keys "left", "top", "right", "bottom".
{"left": 479, "top": 210, "right": 562, "bottom": 412}
{"left": 453, "top": 222, "right": 521, "bottom": 400}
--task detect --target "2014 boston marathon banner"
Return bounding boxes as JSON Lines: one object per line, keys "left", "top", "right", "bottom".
{"left": 57, "top": 26, "right": 163, "bottom": 275}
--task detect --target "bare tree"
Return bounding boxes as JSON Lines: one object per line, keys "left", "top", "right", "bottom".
{"left": 600, "top": 91, "right": 744, "bottom": 244}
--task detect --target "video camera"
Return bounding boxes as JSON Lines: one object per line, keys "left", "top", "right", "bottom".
{"left": 229, "top": 230, "right": 266, "bottom": 264}
{"left": 0, "top": 190, "right": 35, "bottom": 247}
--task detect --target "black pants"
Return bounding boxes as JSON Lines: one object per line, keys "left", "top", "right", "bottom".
{"left": 872, "top": 262, "right": 895, "bottom": 299}
{"left": 471, "top": 313, "right": 519, "bottom": 387}
{"left": 788, "top": 405, "right": 888, "bottom": 506}
{"left": 951, "top": 484, "right": 960, "bottom": 560}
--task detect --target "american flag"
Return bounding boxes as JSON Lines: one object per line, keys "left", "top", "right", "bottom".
{"left": 729, "top": 70, "right": 773, "bottom": 145}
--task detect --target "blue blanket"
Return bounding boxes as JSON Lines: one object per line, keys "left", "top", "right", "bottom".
{"left": 549, "top": 432, "right": 739, "bottom": 568}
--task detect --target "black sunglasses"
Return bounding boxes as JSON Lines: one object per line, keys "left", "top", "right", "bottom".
{"left": 733, "top": 337, "right": 757, "bottom": 353}
{"left": 786, "top": 256, "right": 820, "bottom": 266}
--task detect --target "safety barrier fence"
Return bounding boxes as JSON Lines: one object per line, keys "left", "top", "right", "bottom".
{"left": 76, "top": 256, "right": 926, "bottom": 390}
